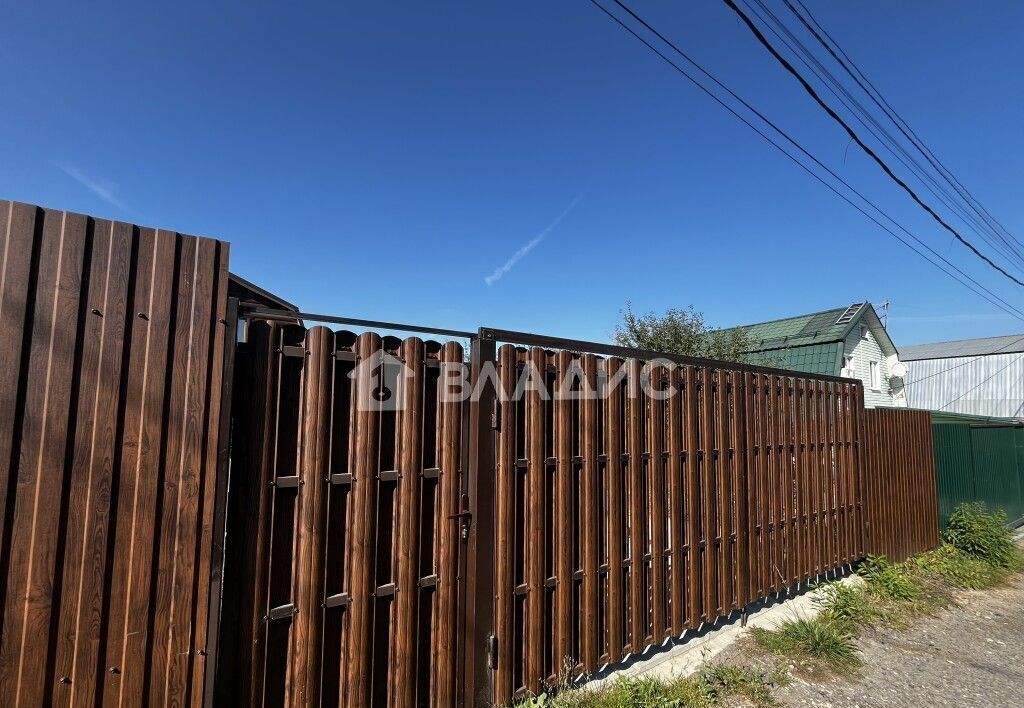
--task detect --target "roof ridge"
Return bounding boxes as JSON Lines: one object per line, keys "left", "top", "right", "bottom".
{"left": 722, "top": 303, "right": 852, "bottom": 332}
{"left": 902, "top": 332, "right": 1024, "bottom": 348}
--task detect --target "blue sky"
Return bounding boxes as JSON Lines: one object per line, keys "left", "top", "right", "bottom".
{"left": 2, "top": 1, "right": 1022, "bottom": 346}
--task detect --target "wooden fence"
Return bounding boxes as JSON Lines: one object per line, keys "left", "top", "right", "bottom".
{"left": 0, "top": 201, "right": 231, "bottom": 706}
{"left": 0, "top": 198, "right": 943, "bottom": 707}
{"left": 220, "top": 323, "right": 467, "bottom": 707}
{"left": 489, "top": 345, "right": 867, "bottom": 702}
{"left": 863, "top": 408, "right": 940, "bottom": 563}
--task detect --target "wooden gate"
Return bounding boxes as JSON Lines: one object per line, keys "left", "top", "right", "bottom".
{"left": 487, "top": 342, "right": 866, "bottom": 702}
{"left": 221, "top": 322, "right": 467, "bottom": 707}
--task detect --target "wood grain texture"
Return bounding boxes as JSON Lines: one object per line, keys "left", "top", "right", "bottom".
{"left": 0, "top": 202, "right": 228, "bottom": 708}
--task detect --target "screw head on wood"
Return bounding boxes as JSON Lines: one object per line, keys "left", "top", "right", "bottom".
{"left": 137, "top": 312, "right": 149, "bottom": 320}
{"left": 91, "top": 308, "right": 102, "bottom": 316}
{"left": 108, "top": 666, "right": 120, "bottom": 674}
{"left": 59, "top": 676, "right": 71, "bottom": 684}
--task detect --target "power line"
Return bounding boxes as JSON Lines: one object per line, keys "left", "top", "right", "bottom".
{"left": 936, "top": 352, "right": 1024, "bottom": 411}
{"left": 745, "top": 0, "right": 1024, "bottom": 274}
{"left": 788, "top": 0, "right": 1024, "bottom": 262}
{"left": 720, "top": 0, "right": 1024, "bottom": 289}
{"left": 902, "top": 333, "right": 1024, "bottom": 387}
{"left": 585, "top": 0, "right": 1024, "bottom": 325}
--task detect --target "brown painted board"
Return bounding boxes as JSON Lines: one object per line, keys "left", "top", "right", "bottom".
{"left": 51, "top": 218, "right": 133, "bottom": 707}
{"left": 524, "top": 347, "right": 546, "bottom": 691}
{"left": 288, "top": 328, "right": 332, "bottom": 706}
{"left": 554, "top": 351, "right": 573, "bottom": 672}
{"left": 604, "top": 358, "right": 626, "bottom": 661}
{"left": 0, "top": 203, "right": 38, "bottom": 587}
{"left": 101, "top": 227, "right": 179, "bottom": 708}
{"left": 683, "top": 367, "right": 701, "bottom": 629}
{"left": 580, "top": 355, "right": 600, "bottom": 671}
{"left": 493, "top": 345, "right": 517, "bottom": 704}
{"left": 648, "top": 363, "right": 667, "bottom": 640}
{"left": 666, "top": 366, "right": 685, "bottom": 634}
{"left": 625, "top": 359, "right": 646, "bottom": 650}
{"left": 0, "top": 209, "right": 88, "bottom": 706}
{"left": 698, "top": 368, "right": 716, "bottom": 619}
{"left": 737, "top": 372, "right": 753, "bottom": 609}
{"left": 344, "top": 333, "right": 383, "bottom": 707}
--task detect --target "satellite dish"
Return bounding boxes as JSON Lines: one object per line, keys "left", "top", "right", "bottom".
{"left": 890, "top": 361, "right": 908, "bottom": 378}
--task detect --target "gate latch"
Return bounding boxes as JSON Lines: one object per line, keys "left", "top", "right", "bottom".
{"left": 448, "top": 493, "right": 472, "bottom": 540}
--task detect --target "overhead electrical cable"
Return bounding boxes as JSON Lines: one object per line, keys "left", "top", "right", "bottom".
{"left": 585, "top": 0, "right": 1024, "bottom": 325}
{"left": 743, "top": 0, "right": 1024, "bottom": 274}
{"left": 720, "top": 0, "right": 1024, "bottom": 288}
{"left": 787, "top": 0, "right": 1024, "bottom": 263}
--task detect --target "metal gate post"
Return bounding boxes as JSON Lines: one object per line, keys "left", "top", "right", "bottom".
{"left": 460, "top": 329, "right": 497, "bottom": 706}
{"left": 203, "top": 296, "right": 240, "bottom": 707}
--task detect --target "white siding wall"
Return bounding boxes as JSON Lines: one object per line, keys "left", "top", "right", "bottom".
{"left": 905, "top": 353, "right": 1024, "bottom": 417}
{"left": 843, "top": 326, "right": 906, "bottom": 408}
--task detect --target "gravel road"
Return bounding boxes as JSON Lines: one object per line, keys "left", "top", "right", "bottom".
{"left": 719, "top": 571, "right": 1024, "bottom": 707}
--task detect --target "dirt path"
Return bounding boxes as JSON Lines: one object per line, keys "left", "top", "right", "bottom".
{"left": 719, "top": 572, "right": 1024, "bottom": 707}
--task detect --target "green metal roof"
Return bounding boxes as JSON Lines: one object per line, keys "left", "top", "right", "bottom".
{"left": 746, "top": 342, "right": 842, "bottom": 376}
{"left": 726, "top": 303, "right": 866, "bottom": 352}
{"left": 718, "top": 302, "right": 885, "bottom": 377}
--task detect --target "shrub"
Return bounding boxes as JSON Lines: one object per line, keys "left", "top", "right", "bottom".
{"left": 943, "top": 502, "right": 1017, "bottom": 568}
{"left": 858, "top": 555, "right": 921, "bottom": 601}
{"left": 815, "top": 582, "right": 877, "bottom": 629}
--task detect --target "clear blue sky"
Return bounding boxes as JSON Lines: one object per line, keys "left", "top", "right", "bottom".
{"left": 2, "top": 1, "right": 1022, "bottom": 346}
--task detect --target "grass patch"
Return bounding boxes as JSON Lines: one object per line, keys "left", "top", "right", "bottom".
{"left": 751, "top": 617, "right": 860, "bottom": 675}
{"left": 914, "top": 543, "right": 1016, "bottom": 590}
{"left": 698, "top": 662, "right": 787, "bottom": 707}
{"left": 512, "top": 662, "right": 786, "bottom": 707}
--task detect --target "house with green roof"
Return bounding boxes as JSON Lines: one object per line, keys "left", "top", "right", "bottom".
{"left": 722, "top": 302, "right": 907, "bottom": 408}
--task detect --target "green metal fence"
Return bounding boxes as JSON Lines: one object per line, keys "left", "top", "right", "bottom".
{"left": 930, "top": 411, "right": 1024, "bottom": 528}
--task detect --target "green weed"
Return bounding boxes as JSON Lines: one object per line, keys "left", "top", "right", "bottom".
{"left": 751, "top": 617, "right": 860, "bottom": 674}
{"left": 943, "top": 502, "right": 1019, "bottom": 569}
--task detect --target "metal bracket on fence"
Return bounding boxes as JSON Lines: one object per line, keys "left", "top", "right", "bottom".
{"left": 323, "top": 592, "right": 351, "bottom": 609}
{"left": 281, "top": 345, "right": 306, "bottom": 358}
{"left": 271, "top": 476, "right": 301, "bottom": 488}
{"left": 266, "top": 604, "right": 297, "bottom": 622}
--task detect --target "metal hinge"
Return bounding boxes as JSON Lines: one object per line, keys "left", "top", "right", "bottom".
{"left": 490, "top": 399, "right": 500, "bottom": 429}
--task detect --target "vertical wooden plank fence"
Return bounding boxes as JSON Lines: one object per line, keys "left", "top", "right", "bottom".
{"left": 221, "top": 325, "right": 465, "bottom": 707}
{"left": 0, "top": 198, "right": 945, "bottom": 707}
{"left": 862, "top": 408, "right": 940, "bottom": 563}
{"left": 488, "top": 345, "right": 868, "bottom": 704}
{"left": 0, "top": 200, "right": 230, "bottom": 707}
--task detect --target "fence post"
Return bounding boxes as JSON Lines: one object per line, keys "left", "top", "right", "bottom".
{"left": 203, "top": 296, "right": 239, "bottom": 707}
{"left": 460, "top": 329, "right": 497, "bottom": 706}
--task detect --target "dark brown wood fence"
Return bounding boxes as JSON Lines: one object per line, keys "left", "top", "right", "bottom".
{"left": 863, "top": 408, "right": 940, "bottom": 563}
{"left": 221, "top": 323, "right": 466, "bottom": 707}
{"left": 0, "top": 197, "right": 942, "bottom": 707}
{"left": 0, "top": 201, "right": 230, "bottom": 706}
{"left": 489, "top": 346, "right": 867, "bottom": 702}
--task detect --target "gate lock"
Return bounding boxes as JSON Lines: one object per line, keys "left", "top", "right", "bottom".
{"left": 448, "top": 493, "right": 472, "bottom": 541}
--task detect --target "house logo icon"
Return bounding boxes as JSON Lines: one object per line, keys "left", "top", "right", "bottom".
{"left": 349, "top": 349, "right": 415, "bottom": 411}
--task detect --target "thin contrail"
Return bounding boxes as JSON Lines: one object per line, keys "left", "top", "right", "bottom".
{"left": 484, "top": 192, "right": 584, "bottom": 286}
{"left": 59, "top": 164, "right": 130, "bottom": 211}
